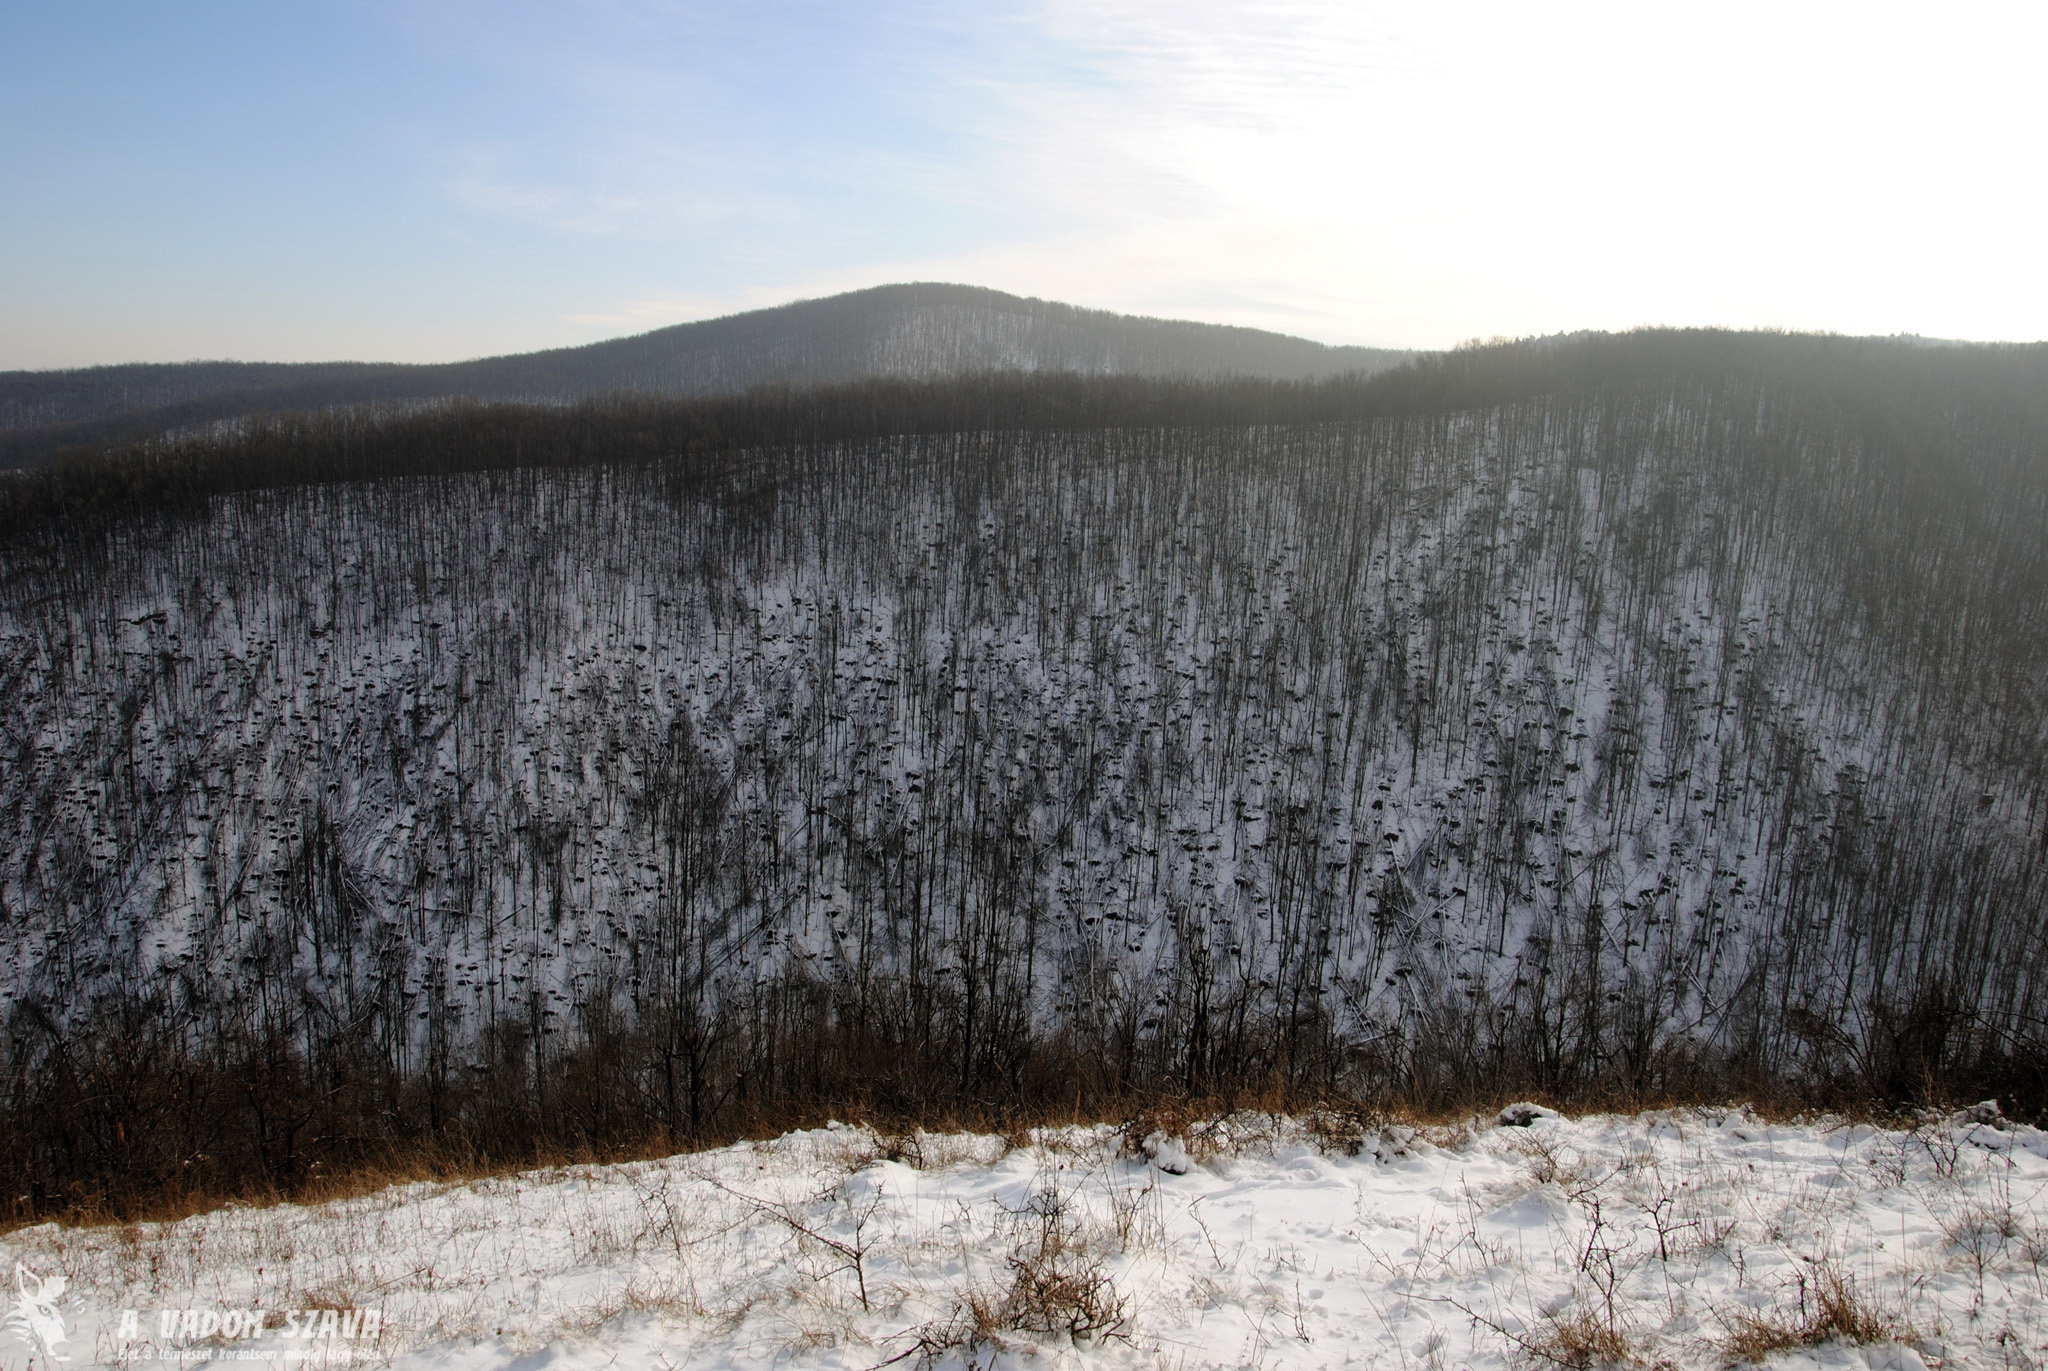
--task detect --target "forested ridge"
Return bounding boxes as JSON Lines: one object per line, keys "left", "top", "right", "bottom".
{"left": 0, "top": 283, "right": 1413, "bottom": 467}
{"left": 5, "top": 327, "right": 2048, "bottom": 1221}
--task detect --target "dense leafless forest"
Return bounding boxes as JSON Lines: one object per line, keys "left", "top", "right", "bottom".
{"left": 4, "top": 328, "right": 2047, "bottom": 1220}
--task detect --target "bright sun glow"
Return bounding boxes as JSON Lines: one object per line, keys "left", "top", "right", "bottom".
{"left": 2, "top": 0, "right": 2043, "bottom": 364}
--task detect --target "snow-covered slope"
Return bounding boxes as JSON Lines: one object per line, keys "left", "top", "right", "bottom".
{"left": 5, "top": 388, "right": 2045, "bottom": 1129}
{"left": 6, "top": 1107, "right": 2046, "bottom": 1368}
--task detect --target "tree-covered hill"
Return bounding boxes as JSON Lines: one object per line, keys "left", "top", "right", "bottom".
{"left": 4, "top": 328, "right": 2047, "bottom": 1219}
{"left": 0, "top": 284, "right": 1414, "bottom": 466}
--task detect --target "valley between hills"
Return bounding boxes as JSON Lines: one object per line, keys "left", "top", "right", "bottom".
{"left": 5, "top": 294, "right": 2048, "bottom": 1369}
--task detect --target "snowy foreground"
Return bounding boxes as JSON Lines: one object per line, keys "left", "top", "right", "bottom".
{"left": 9, "top": 1108, "right": 2048, "bottom": 1370}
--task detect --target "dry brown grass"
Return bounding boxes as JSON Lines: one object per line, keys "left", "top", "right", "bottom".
{"left": 1, "top": 1084, "right": 1970, "bottom": 1238}
{"left": 1717, "top": 1263, "right": 1914, "bottom": 1365}
{"left": 1522, "top": 1307, "right": 1645, "bottom": 1369}
{"left": 899, "top": 1174, "right": 1134, "bottom": 1364}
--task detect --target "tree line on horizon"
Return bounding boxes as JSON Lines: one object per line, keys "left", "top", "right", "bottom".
{"left": 7, "top": 325, "right": 2046, "bottom": 538}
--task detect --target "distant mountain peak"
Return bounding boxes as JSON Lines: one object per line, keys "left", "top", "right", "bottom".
{"left": 0, "top": 285, "right": 1416, "bottom": 465}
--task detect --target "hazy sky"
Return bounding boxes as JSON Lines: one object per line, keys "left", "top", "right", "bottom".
{"left": 4, "top": 0, "right": 2044, "bottom": 368}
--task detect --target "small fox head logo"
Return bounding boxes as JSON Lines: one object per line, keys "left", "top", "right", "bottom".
{"left": 6, "top": 1264, "right": 70, "bottom": 1363}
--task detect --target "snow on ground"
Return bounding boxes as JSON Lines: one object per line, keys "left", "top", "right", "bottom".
{"left": 10, "top": 425, "right": 2033, "bottom": 1065}
{"left": 8, "top": 1107, "right": 2048, "bottom": 1370}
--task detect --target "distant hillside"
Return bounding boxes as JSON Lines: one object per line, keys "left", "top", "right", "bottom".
{"left": 0, "top": 284, "right": 1413, "bottom": 464}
